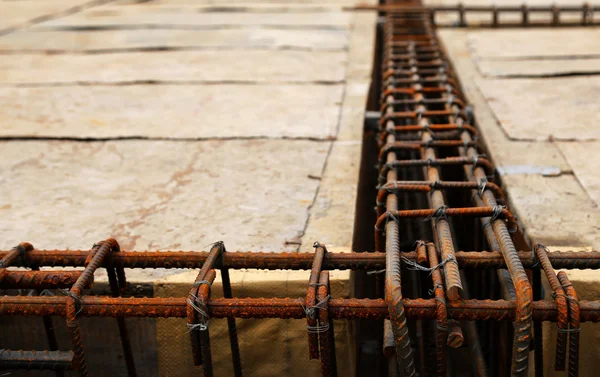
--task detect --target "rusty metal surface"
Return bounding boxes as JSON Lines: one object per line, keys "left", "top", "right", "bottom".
{"left": 352, "top": 4, "right": 600, "bottom": 28}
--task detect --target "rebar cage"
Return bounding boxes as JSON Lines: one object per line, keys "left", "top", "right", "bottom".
{"left": 3, "top": 1, "right": 600, "bottom": 377}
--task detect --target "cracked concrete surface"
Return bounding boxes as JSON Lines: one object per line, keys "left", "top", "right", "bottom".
{"left": 475, "top": 76, "right": 600, "bottom": 141}
{"left": 33, "top": 5, "right": 352, "bottom": 29}
{"left": 0, "top": 50, "right": 347, "bottom": 84}
{"left": 0, "top": 84, "right": 344, "bottom": 139}
{"left": 467, "top": 29, "right": 600, "bottom": 59}
{"left": 0, "top": 139, "right": 328, "bottom": 260}
{"left": 0, "top": 0, "right": 111, "bottom": 34}
{"left": 0, "top": 28, "right": 349, "bottom": 51}
{"left": 0, "top": 0, "right": 374, "bottom": 273}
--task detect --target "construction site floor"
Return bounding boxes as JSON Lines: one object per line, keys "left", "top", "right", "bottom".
{"left": 2, "top": 0, "right": 600, "bottom": 376}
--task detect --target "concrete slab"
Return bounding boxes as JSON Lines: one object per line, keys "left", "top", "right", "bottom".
{"left": 0, "top": 50, "right": 346, "bottom": 84}
{"left": 116, "top": 0, "right": 370, "bottom": 5}
{"left": 439, "top": 30, "right": 573, "bottom": 173}
{"left": 300, "top": 141, "right": 361, "bottom": 252}
{"left": 503, "top": 174, "right": 600, "bottom": 250}
{"left": 557, "top": 142, "right": 600, "bottom": 206}
{"left": 475, "top": 58, "right": 600, "bottom": 77}
{"left": 492, "top": 142, "right": 571, "bottom": 177}
{"left": 0, "top": 84, "right": 343, "bottom": 139}
{"left": 468, "top": 29, "right": 600, "bottom": 59}
{"left": 0, "top": 28, "right": 348, "bottom": 51}
{"left": 299, "top": 12, "right": 376, "bottom": 252}
{"left": 0, "top": 139, "right": 330, "bottom": 265}
{"left": 475, "top": 77, "right": 600, "bottom": 141}
{"left": 0, "top": 0, "right": 102, "bottom": 33}
{"left": 34, "top": 5, "right": 351, "bottom": 29}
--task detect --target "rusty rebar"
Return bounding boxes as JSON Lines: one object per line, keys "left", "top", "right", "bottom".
{"left": 0, "top": 350, "right": 73, "bottom": 371}
{"left": 2, "top": 294, "right": 600, "bottom": 322}
{"left": 558, "top": 272, "right": 580, "bottom": 377}
{"left": 426, "top": 242, "right": 448, "bottom": 376}
{"left": 535, "top": 244, "right": 568, "bottom": 371}
{"left": 306, "top": 243, "right": 327, "bottom": 360}
{"left": 71, "top": 240, "right": 117, "bottom": 376}
{"left": 317, "top": 271, "right": 337, "bottom": 377}
{"left": 1, "top": 249, "right": 599, "bottom": 270}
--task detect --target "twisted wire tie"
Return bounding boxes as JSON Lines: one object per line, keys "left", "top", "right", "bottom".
{"left": 428, "top": 283, "right": 445, "bottom": 297}
{"left": 490, "top": 205, "right": 505, "bottom": 223}
{"left": 431, "top": 180, "right": 442, "bottom": 190}
{"left": 187, "top": 293, "right": 210, "bottom": 332}
{"left": 416, "top": 109, "right": 424, "bottom": 123}
{"left": 374, "top": 210, "right": 401, "bottom": 233}
{"left": 303, "top": 295, "right": 331, "bottom": 321}
{"left": 59, "top": 288, "right": 84, "bottom": 316}
{"left": 551, "top": 291, "right": 579, "bottom": 303}
{"left": 368, "top": 256, "right": 456, "bottom": 276}
{"left": 313, "top": 241, "right": 325, "bottom": 249}
{"left": 477, "top": 177, "right": 488, "bottom": 197}
{"left": 531, "top": 243, "right": 546, "bottom": 269}
{"left": 192, "top": 279, "right": 213, "bottom": 287}
{"left": 424, "top": 205, "right": 448, "bottom": 223}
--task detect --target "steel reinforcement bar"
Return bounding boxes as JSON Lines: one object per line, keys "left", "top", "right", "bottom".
{"left": 375, "top": 1, "right": 576, "bottom": 376}
{"left": 1, "top": 239, "right": 600, "bottom": 376}
{"left": 352, "top": 3, "right": 600, "bottom": 28}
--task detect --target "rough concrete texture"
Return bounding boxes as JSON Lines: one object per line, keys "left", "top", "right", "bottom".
{"left": 116, "top": 0, "right": 368, "bottom": 5}
{"left": 475, "top": 58, "right": 600, "bottom": 77}
{"left": 34, "top": 5, "right": 351, "bottom": 29}
{"left": 0, "top": 84, "right": 343, "bottom": 139}
{"left": 300, "top": 12, "right": 376, "bottom": 252}
{"left": 491, "top": 142, "right": 571, "bottom": 177}
{"left": 0, "top": 0, "right": 103, "bottom": 33}
{"left": 440, "top": 28, "right": 600, "bottom": 376}
{"left": 0, "top": 28, "right": 348, "bottom": 51}
{"left": 468, "top": 28, "right": 600, "bottom": 59}
{"left": 475, "top": 77, "right": 600, "bottom": 141}
{"left": 0, "top": 50, "right": 346, "bottom": 84}
{"left": 502, "top": 174, "right": 600, "bottom": 249}
{"left": 558, "top": 141, "right": 600, "bottom": 206}
{"left": 0, "top": 139, "right": 328, "bottom": 259}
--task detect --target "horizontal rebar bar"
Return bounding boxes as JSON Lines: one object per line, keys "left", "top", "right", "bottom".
{"left": 1, "top": 249, "right": 598, "bottom": 270}
{"left": 1, "top": 295, "right": 600, "bottom": 323}
{"left": 0, "top": 350, "right": 73, "bottom": 371}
